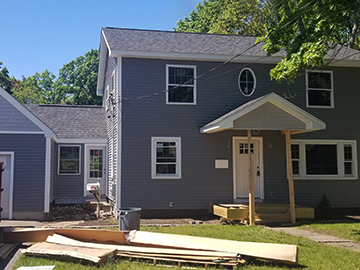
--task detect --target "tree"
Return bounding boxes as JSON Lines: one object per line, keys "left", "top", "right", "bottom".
{"left": 11, "top": 70, "right": 66, "bottom": 104}
{"left": 0, "top": 62, "right": 12, "bottom": 94}
{"left": 175, "top": 0, "right": 268, "bottom": 36}
{"left": 55, "top": 49, "right": 102, "bottom": 105}
{"left": 262, "top": 0, "right": 360, "bottom": 83}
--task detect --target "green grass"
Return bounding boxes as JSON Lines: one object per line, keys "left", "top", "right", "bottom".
{"left": 298, "top": 222, "right": 360, "bottom": 243}
{"left": 13, "top": 225, "right": 360, "bottom": 270}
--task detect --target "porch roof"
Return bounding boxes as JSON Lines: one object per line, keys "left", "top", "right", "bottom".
{"left": 200, "top": 92, "right": 326, "bottom": 134}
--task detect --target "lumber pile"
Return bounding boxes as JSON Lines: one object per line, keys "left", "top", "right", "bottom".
{"left": 2, "top": 228, "right": 298, "bottom": 268}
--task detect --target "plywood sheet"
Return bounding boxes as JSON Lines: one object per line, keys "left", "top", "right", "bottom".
{"left": 24, "top": 242, "right": 117, "bottom": 264}
{"left": 130, "top": 231, "right": 298, "bottom": 265}
{"left": 3, "top": 228, "right": 127, "bottom": 244}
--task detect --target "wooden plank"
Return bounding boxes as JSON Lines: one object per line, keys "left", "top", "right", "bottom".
{"left": 130, "top": 231, "right": 298, "bottom": 265}
{"left": 212, "top": 204, "right": 248, "bottom": 220}
{"left": 285, "top": 130, "right": 296, "bottom": 224}
{"left": 23, "top": 242, "right": 117, "bottom": 265}
{"left": 46, "top": 234, "right": 238, "bottom": 259}
{"left": 295, "top": 207, "right": 315, "bottom": 220}
{"left": 3, "top": 228, "right": 128, "bottom": 244}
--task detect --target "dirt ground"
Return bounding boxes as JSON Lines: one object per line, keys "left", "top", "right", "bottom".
{"left": 46, "top": 204, "right": 223, "bottom": 228}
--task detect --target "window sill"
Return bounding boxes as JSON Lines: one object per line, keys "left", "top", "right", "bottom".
{"left": 294, "top": 176, "right": 357, "bottom": 180}
{"left": 152, "top": 176, "right": 181, "bottom": 180}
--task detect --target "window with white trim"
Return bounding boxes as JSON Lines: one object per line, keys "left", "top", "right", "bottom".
{"left": 306, "top": 71, "right": 333, "bottom": 108}
{"left": 291, "top": 140, "right": 357, "bottom": 179}
{"left": 238, "top": 68, "right": 256, "bottom": 96}
{"left": 166, "top": 65, "right": 196, "bottom": 104}
{"left": 152, "top": 137, "right": 181, "bottom": 179}
{"left": 58, "top": 145, "right": 81, "bottom": 175}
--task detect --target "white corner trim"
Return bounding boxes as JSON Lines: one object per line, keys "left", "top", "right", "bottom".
{"left": 117, "top": 57, "right": 122, "bottom": 211}
{"left": 44, "top": 137, "right": 51, "bottom": 213}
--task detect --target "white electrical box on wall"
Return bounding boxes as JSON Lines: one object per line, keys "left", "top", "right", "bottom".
{"left": 215, "top": 159, "right": 229, "bottom": 169}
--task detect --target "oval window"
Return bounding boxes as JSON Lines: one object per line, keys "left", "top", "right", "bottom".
{"left": 238, "top": 68, "right": 256, "bottom": 96}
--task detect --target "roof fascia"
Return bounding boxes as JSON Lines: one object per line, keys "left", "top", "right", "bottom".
{"left": 110, "top": 49, "right": 282, "bottom": 64}
{"left": 96, "top": 30, "right": 109, "bottom": 96}
{"left": 0, "top": 87, "right": 55, "bottom": 138}
{"left": 57, "top": 138, "right": 108, "bottom": 144}
{"left": 109, "top": 50, "right": 360, "bottom": 67}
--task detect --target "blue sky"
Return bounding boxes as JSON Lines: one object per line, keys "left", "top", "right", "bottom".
{"left": 1, "top": 0, "right": 200, "bottom": 79}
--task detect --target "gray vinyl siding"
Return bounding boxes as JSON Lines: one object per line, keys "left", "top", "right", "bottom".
{"left": 104, "top": 57, "right": 119, "bottom": 202}
{"left": 0, "top": 134, "right": 46, "bottom": 213}
{"left": 55, "top": 144, "right": 85, "bottom": 199}
{"left": 50, "top": 138, "right": 56, "bottom": 202}
{"left": 119, "top": 57, "right": 360, "bottom": 209}
{"left": 0, "top": 95, "right": 42, "bottom": 132}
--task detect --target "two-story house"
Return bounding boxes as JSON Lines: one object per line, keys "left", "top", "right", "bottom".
{"left": 96, "top": 27, "right": 360, "bottom": 219}
{"left": 2, "top": 27, "right": 360, "bottom": 221}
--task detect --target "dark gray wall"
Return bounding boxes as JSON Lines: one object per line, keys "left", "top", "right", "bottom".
{"left": 0, "top": 134, "right": 46, "bottom": 216}
{"left": 120, "top": 57, "right": 360, "bottom": 209}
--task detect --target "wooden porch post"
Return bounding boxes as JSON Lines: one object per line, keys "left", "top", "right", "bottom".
{"left": 248, "top": 130, "right": 256, "bottom": 225}
{"left": 285, "top": 130, "right": 296, "bottom": 224}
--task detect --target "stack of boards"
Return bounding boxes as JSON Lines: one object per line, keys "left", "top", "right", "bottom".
{"left": 2, "top": 228, "right": 298, "bottom": 268}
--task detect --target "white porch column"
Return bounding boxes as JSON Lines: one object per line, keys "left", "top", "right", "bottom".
{"left": 285, "top": 130, "right": 296, "bottom": 224}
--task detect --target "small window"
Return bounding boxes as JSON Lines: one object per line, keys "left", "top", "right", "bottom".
{"left": 291, "top": 140, "right": 357, "bottom": 179}
{"left": 152, "top": 137, "right": 181, "bottom": 179}
{"left": 306, "top": 71, "right": 333, "bottom": 108}
{"left": 238, "top": 68, "right": 256, "bottom": 96}
{"left": 166, "top": 65, "right": 196, "bottom": 104}
{"left": 58, "top": 146, "right": 81, "bottom": 175}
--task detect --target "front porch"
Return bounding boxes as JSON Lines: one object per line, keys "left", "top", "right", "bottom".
{"left": 211, "top": 203, "right": 314, "bottom": 224}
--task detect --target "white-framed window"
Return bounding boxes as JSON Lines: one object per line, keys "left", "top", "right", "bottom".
{"left": 291, "top": 140, "right": 357, "bottom": 179}
{"left": 238, "top": 68, "right": 256, "bottom": 96}
{"left": 166, "top": 65, "right": 196, "bottom": 105}
{"left": 151, "top": 137, "right": 181, "bottom": 179}
{"left": 58, "top": 145, "right": 81, "bottom": 175}
{"left": 306, "top": 70, "right": 334, "bottom": 108}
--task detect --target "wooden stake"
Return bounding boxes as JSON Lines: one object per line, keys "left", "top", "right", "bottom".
{"left": 285, "top": 130, "right": 296, "bottom": 224}
{"left": 248, "top": 130, "right": 255, "bottom": 226}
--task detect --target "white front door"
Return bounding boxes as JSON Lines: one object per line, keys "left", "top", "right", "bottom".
{"left": 0, "top": 154, "right": 13, "bottom": 219}
{"left": 85, "top": 146, "right": 106, "bottom": 196}
{"left": 233, "top": 137, "right": 263, "bottom": 200}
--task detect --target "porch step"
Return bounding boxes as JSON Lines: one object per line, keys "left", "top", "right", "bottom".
{"left": 210, "top": 203, "right": 314, "bottom": 224}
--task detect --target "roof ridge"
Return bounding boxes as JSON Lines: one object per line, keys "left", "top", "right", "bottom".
{"left": 102, "top": 27, "right": 259, "bottom": 38}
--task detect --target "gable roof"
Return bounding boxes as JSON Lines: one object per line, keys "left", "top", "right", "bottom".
{"left": 0, "top": 87, "right": 54, "bottom": 137}
{"left": 25, "top": 104, "right": 107, "bottom": 140}
{"left": 200, "top": 92, "right": 326, "bottom": 134}
{"left": 97, "top": 27, "right": 360, "bottom": 95}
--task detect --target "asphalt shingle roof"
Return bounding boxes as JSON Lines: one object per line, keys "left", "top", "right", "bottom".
{"left": 25, "top": 104, "right": 106, "bottom": 139}
{"left": 102, "top": 27, "right": 360, "bottom": 61}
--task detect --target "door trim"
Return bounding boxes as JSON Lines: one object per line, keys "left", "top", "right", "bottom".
{"left": 0, "top": 152, "right": 14, "bottom": 219}
{"left": 83, "top": 144, "right": 107, "bottom": 197}
{"left": 232, "top": 136, "right": 264, "bottom": 201}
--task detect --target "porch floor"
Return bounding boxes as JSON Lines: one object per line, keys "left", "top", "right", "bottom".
{"left": 211, "top": 203, "right": 314, "bottom": 224}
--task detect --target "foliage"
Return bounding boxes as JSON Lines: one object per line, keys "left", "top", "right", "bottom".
{"left": 14, "top": 225, "right": 360, "bottom": 270}
{"left": 0, "top": 62, "right": 12, "bottom": 94}
{"left": 12, "top": 70, "right": 68, "bottom": 104}
{"left": 315, "top": 193, "right": 333, "bottom": 220}
{"left": 7, "top": 49, "right": 101, "bottom": 105}
{"left": 56, "top": 49, "right": 101, "bottom": 105}
{"left": 262, "top": 0, "right": 360, "bottom": 83}
{"left": 175, "top": 0, "right": 269, "bottom": 36}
